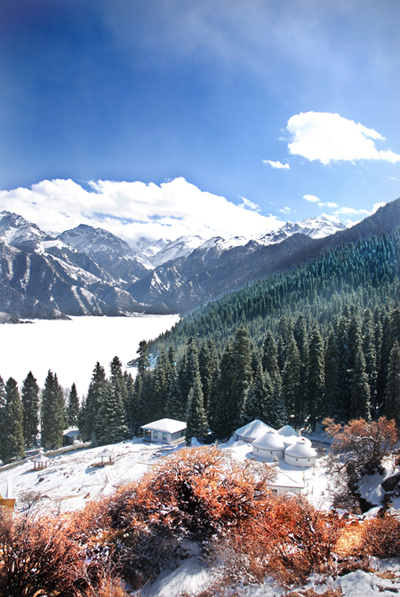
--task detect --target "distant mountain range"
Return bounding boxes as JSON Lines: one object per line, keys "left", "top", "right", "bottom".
{"left": 0, "top": 200, "right": 399, "bottom": 319}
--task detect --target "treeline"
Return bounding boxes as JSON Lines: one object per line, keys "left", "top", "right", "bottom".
{"left": 150, "top": 231, "right": 400, "bottom": 352}
{"left": 130, "top": 302, "right": 400, "bottom": 442}
{"left": 0, "top": 371, "right": 80, "bottom": 464}
{"left": 0, "top": 358, "right": 135, "bottom": 464}
{"left": 137, "top": 230, "right": 400, "bottom": 439}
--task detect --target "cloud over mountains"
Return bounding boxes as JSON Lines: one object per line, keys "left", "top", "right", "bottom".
{"left": 0, "top": 177, "right": 283, "bottom": 245}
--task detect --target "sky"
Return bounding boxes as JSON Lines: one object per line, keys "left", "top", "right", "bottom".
{"left": 0, "top": 0, "right": 399, "bottom": 244}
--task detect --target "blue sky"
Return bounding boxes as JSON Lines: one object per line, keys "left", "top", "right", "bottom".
{"left": 0, "top": 0, "right": 399, "bottom": 243}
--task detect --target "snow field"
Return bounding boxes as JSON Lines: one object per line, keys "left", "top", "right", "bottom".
{"left": 0, "top": 314, "right": 180, "bottom": 395}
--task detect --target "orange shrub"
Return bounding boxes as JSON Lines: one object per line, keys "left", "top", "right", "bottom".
{"left": 360, "top": 513, "right": 400, "bottom": 558}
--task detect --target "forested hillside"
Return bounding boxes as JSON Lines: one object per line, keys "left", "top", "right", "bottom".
{"left": 134, "top": 229, "right": 400, "bottom": 439}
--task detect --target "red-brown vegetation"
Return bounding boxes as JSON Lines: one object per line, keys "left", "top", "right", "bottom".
{"left": 0, "top": 445, "right": 398, "bottom": 595}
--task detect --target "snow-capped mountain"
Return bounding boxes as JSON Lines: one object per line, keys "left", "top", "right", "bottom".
{"left": 255, "top": 216, "right": 346, "bottom": 246}
{"left": 0, "top": 211, "right": 49, "bottom": 252}
{"left": 0, "top": 204, "right": 398, "bottom": 319}
{"left": 134, "top": 235, "right": 206, "bottom": 267}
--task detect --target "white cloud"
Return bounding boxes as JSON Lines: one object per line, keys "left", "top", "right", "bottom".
{"left": 263, "top": 160, "right": 290, "bottom": 170}
{"left": 317, "top": 201, "right": 339, "bottom": 208}
{"left": 372, "top": 202, "right": 387, "bottom": 213}
{"left": 238, "top": 196, "right": 261, "bottom": 212}
{"left": 287, "top": 112, "right": 400, "bottom": 165}
{"left": 279, "top": 206, "right": 291, "bottom": 214}
{"left": 0, "top": 177, "right": 284, "bottom": 245}
{"left": 321, "top": 212, "right": 342, "bottom": 224}
{"left": 334, "top": 206, "right": 370, "bottom": 216}
{"left": 304, "top": 194, "right": 320, "bottom": 202}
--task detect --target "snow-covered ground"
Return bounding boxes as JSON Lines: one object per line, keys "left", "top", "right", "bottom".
{"left": 0, "top": 314, "right": 179, "bottom": 395}
{"left": 1, "top": 437, "right": 399, "bottom": 596}
{"left": 0, "top": 436, "right": 331, "bottom": 514}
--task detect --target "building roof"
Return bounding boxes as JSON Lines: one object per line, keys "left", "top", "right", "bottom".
{"left": 284, "top": 438, "right": 317, "bottom": 458}
{"left": 277, "top": 425, "right": 298, "bottom": 437}
{"left": 141, "top": 418, "right": 187, "bottom": 434}
{"left": 63, "top": 427, "right": 80, "bottom": 437}
{"left": 252, "top": 430, "right": 285, "bottom": 450}
{"left": 235, "top": 419, "right": 275, "bottom": 442}
{"left": 269, "top": 470, "right": 304, "bottom": 490}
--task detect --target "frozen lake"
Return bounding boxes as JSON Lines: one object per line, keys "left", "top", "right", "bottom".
{"left": 0, "top": 314, "right": 179, "bottom": 396}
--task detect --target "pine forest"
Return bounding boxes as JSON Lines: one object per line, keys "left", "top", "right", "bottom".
{"left": 1, "top": 229, "right": 400, "bottom": 460}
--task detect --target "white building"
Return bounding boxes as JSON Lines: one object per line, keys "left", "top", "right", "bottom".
{"left": 141, "top": 418, "right": 186, "bottom": 445}
{"left": 268, "top": 470, "right": 304, "bottom": 496}
{"left": 276, "top": 425, "right": 312, "bottom": 448}
{"left": 234, "top": 419, "right": 275, "bottom": 443}
{"left": 252, "top": 430, "right": 285, "bottom": 460}
{"left": 284, "top": 438, "right": 317, "bottom": 467}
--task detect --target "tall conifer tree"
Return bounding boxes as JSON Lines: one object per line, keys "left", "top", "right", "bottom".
{"left": 67, "top": 383, "right": 80, "bottom": 427}
{"left": 385, "top": 340, "right": 400, "bottom": 428}
{"left": 186, "top": 373, "right": 208, "bottom": 445}
{"left": 0, "top": 378, "right": 25, "bottom": 463}
{"left": 41, "top": 371, "right": 66, "bottom": 450}
{"left": 21, "top": 371, "right": 40, "bottom": 447}
{"left": 307, "top": 327, "right": 325, "bottom": 430}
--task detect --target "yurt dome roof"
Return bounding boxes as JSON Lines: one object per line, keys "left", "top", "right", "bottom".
{"left": 235, "top": 419, "right": 275, "bottom": 441}
{"left": 253, "top": 430, "right": 285, "bottom": 450}
{"left": 284, "top": 438, "right": 317, "bottom": 458}
{"left": 277, "top": 425, "right": 298, "bottom": 437}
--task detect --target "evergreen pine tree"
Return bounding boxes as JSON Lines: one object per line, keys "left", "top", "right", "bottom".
{"left": 384, "top": 340, "right": 400, "bottom": 428}
{"left": 294, "top": 314, "right": 310, "bottom": 410}
{"left": 0, "top": 376, "right": 6, "bottom": 455}
{"left": 82, "top": 363, "right": 107, "bottom": 443}
{"left": 269, "top": 375, "right": 288, "bottom": 429}
{"left": 212, "top": 326, "right": 253, "bottom": 440}
{"left": 137, "top": 340, "right": 150, "bottom": 374}
{"left": 41, "top": 371, "right": 66, "bottom": 450}
{"left": 335, "top": 314, "right": 353, "bottom": 421}
{"left": 350, "top": 349, "right": 371, "bottom": 421}
{"left": 178, "top": 337, "right": 201, "bottom": 409}
{"left": 110, "top": 356, "right": 129, "bottom": 413}
{"left": 376, "top": 313, "right": 391, "bottom": 412}
{"left": 282, "top": 335, "right": 301, "bottom": 427}
{"left": 21, "top": 371, "right": 40, "bottom": 447}
{"left": 243, "top": 357, "right": 271, "bottom": 423}
{"left": 0, "top": 378, "right": 25, "bottom": 463}
{"left": 362, "top": 308, "right": 378, "bottom": 414}
{"left": 307, "top": 327, "right": 325, "bottom": 431}
{"left": 165, "top": 367, "right": 186, "bottom": 420}
{"left": 67, "top": 383, "right": 80, "bottom": 427}
{"left": 95, "top": 381, "right": 129, "bottom": 446}
{"left": 185, "top": 373, "right": 208, "bottom": 445}
{"left": 152, "top": 348, "right": 173, "bottom": 420}
{"left": 325, "top": 326, "right": 342, "bottom": 420}
{"left": 137, "top": 369, "right": 155, "bottom": 426}
{"left": 198, "top": 339, "right": 219, "bottom": 414}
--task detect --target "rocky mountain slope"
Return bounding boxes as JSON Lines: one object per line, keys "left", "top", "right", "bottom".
{"left": 0, "top": 203, "right": 397, "bottom": 319}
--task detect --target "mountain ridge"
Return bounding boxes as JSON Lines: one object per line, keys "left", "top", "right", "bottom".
{"left": 0, "top": 204, "right": 397, "bottom": 319}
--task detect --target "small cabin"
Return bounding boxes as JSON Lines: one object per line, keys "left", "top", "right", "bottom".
{"left": 141, "top": 418, "right": 186, "bottom": 445}
{"left": 268, "top": 470, "right": 304, "bottom": 496}
{"left": 63, "top": 428, "right": 81, "bottom": 446}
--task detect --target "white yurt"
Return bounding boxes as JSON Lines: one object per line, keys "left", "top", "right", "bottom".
{"left": 234, "top": 419, "right": 275, "bottom": 443}
{"left": 277, "top": 425, "right": 312, "bottom": 448}
{"left": 284, "top": 438, "right": 317, "bottom": 467}
{"left": 252, "top": 430, "right": 285, "bottom": 460}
